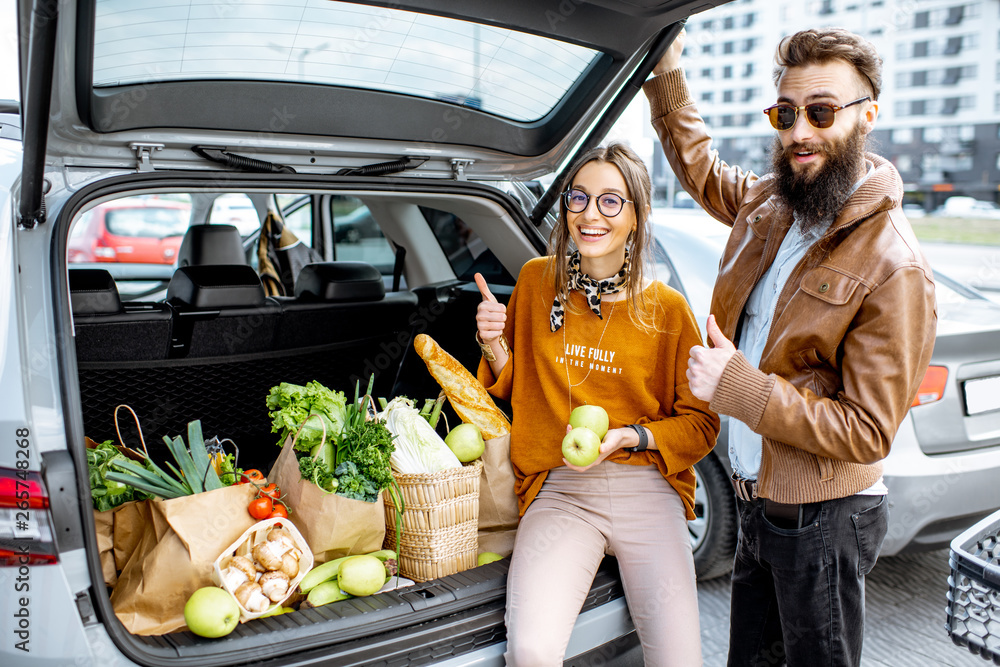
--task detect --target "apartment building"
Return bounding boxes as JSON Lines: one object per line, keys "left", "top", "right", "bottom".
{"left": 652, "top": 0, "right": 1000, "bottom": 210}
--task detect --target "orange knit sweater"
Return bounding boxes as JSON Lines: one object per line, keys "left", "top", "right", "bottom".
{"left": 477, "top": 257, "right": 720, "bottom": 520}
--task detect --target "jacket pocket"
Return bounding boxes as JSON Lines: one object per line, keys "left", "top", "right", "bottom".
{"left": 800, "top": 266, "right": 863, "bottom": 305}
{"left": 744, "top": 201, "right": 774, "bottom": 240}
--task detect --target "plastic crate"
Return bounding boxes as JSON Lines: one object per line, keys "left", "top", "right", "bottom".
{"left": 947, "top": 508, "right": 1000, "bottom": 664}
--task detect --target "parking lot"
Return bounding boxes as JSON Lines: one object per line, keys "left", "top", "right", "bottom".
{"left": 696, "top": 548, "right": 986, "bottom": 666}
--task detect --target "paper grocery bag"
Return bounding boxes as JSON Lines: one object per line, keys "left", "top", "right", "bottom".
{"left": 269, "top": 436, "right": 385, "bottom": 564}
{"left": 94, "top": 509, "right": 117, "bottom": 587}
{"left": 110, "top": 484, "right": 257, "bottom": 635}
{"left": 477, "top": 434, "right": 519, "bottom": 557}
{"left": 94, "top": 500, "right": 148, "bottom": 588}
{"left": 112, "top": 500, "right": 147, "bottom": 573}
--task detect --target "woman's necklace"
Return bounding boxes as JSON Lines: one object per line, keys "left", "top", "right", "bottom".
{"left": 563, "top": 295, "right": 617, "bottom": 413}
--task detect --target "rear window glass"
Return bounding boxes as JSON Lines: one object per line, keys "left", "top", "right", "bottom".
{"left": 422, "top": 206, "right": 514, "bottom": 286}
{"left": 91, "top": 0, "right": 600, "bottom": 122}
{"left": 105, "top": 206, "right": 189, "bottom": 238}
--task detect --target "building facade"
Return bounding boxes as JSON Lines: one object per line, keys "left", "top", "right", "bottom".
{"left": 652, "top": 0, "right": 1000, "bottom": 210}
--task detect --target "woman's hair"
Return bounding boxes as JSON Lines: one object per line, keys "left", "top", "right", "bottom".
{"left": 546, "top": 142, "right": 657, "bottom": 329}
{"left": 772, "top": 28, "right": 882, "bottom": 100}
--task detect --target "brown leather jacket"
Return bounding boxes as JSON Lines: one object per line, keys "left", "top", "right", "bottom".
{"left": 643, "top": 69, "right": 937, "bottom": 503}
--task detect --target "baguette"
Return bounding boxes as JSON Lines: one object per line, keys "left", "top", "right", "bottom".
{"left": 413, "top": 333, "right": 510, "bottom": 439}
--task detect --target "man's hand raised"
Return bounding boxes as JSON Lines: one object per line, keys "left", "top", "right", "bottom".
{"left": 686, "top": 314, "right": 736, "bottom": 403}
{"left": 653, "top": 27, "right": 686, "bottom": 76}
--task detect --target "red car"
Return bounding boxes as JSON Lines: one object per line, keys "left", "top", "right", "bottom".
{"left": 67, "top": 198, "right": 191, "bottom": 264}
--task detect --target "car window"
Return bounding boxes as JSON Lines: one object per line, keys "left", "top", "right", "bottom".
{"left": 67, "top": 194, "right": 193, "bottom": 265}
{"left": 422, "top": 206, "right": 515, "bottom": 285}
{"left": 209, "top": 193, "right": 260, "bottom": 236}
{"left": 331, "top": 196, "right": 395, "bottom": 271}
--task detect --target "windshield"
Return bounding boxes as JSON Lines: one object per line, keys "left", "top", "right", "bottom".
{"left": 92, "top": 0, "right": 600, "bottom": 122}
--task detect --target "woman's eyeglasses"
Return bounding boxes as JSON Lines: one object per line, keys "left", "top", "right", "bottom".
{"left": 563, "top": 189, "right": 633, "bottom": 217}
{"left": 763, "top": 97, "right": 870, "bottom": 131}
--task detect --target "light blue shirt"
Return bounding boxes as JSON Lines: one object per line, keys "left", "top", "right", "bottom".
{"left": 729, "top": 162, "right": 887, "bottom": 494}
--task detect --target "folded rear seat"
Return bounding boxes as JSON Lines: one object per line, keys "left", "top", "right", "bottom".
{"left": 275, "top": 261, "right": 419, "bottom": 351}
{"left": 166, "top": 264, "right": 281, "bottom": 357}
{"left": 70, "top": 268, "right": 173, "bottom": 362}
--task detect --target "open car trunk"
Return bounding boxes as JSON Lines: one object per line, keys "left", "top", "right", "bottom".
{"left": 62, "top": 172, "right": 637, "bottom": 665}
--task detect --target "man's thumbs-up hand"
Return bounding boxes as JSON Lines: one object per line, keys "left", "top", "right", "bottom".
{"left": 686, "top": 314, "right": 736, "bottom": 403}
{"left": 475, "top": 272, "right": 506, "bottom": 343}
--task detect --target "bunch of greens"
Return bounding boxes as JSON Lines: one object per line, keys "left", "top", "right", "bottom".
{"left": 87, "top": 440, "right": 150, "bottom": 512}
{"left": 266, "top": 381, "right": 347, "bottom": 453}
{"left": 103, "top": 421, "right": 233, "bottom": 499}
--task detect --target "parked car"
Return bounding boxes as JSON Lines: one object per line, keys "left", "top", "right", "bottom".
{"left": 650, "top": 209, "right": 1000, "bottom": 575}
{"left": 1, "top": 1, "right": 701, "bottom": 665}
{"left": 210, "top": 194, "right": 261, "bottom": 235}
{"left": 66, "top": 197, "right": 191, "bottom": 264}
{"left": 931, "top": 196, "right": 1000, "bottom": 219}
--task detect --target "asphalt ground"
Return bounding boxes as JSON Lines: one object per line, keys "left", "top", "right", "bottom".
{"left": 695, "top": 547, "right": 989, "bottom": 666}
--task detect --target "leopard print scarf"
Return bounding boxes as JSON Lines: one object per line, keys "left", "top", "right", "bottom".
{"left": 549, "top": 249, "right": 629, "bottom": 332}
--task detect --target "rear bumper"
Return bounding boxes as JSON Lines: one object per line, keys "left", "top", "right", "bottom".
{"left": 882, "top": 416, "right": 1000, "bottom": 555}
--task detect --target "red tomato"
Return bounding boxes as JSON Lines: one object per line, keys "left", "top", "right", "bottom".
{"left": 268, "top": 504, "right": 289, "bottom": 519}
{"left": 260, "top": 483, "right": 280, "bottom": 500}
{"left": 240, "top": 469, "right": 265, "bottom": 485}
{"left": 248, "top": 497, "right": 273, "bottom": 520}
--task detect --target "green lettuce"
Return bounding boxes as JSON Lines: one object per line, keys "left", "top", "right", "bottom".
{"left": 266, "top": 381, "right": 347, "bottom": 453}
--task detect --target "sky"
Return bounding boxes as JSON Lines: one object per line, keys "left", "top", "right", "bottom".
{"left": 2, "top": 0, "right": 17, "bottom": 100}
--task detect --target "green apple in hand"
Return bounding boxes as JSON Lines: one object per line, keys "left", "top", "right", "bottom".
{"left": 445, "top": 423, "right": 486, "bottom": 462}
{"left": 184, "top": 586, "right": 241, "bottom": 638}
{"left": 562, "top": 426, "right": 602, "bottom": 467}
{"left": 569, "top": 405, "right": 609, "bottom": 440}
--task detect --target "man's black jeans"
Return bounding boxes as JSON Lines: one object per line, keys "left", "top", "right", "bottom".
{"left": 727, "top": 493, "right": 889, "bottom": 667}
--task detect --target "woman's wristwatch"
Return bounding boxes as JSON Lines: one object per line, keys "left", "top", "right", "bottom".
{"left": 624, "top": 424, "right": 649, "bottom": 452}
{"left": 476, "top": 331, "right": 509, "bottom": 362}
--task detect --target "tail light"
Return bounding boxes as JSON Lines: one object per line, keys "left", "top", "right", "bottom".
{"left": 93, "top": 239, "right": 117, "bottom": 260}
{"left": 912, "top": 366, "right": 948, "bottom": 407}
{"left": 0, "top": 468, "right": 58, "bottom": 566}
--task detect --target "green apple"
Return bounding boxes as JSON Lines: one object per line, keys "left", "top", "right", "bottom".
{"left": 569, "top": 405, "right": 609, "bottom": 440}
{"left": 337, "top": 555, "right": 387, "bottom": 597}
{"left": 477, "top": 552, "right": 503, "bottom": 566}
{"left": 184, "top": 586, "right": 241, "bottom": 638}
{"left": 444, "top": 423, "right": 486, "bottom": 462}
{"left": 562, "top": 427, "right": 602, "bottom": 467}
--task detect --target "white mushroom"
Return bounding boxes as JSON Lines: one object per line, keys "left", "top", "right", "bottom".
{"left": 230, "top": 555, "right": 258, "bottom": 581}
{"left": 234, "top": 581, "right": 270, "bottom": 612}
{"left": 259, "top": 571, "right": 291, "bottom": 602}
{"left": 253, "top": 540, "right": 292, "bottom": 570}
{"left": 278, "top": 550, "right": 300, "bottom": 579}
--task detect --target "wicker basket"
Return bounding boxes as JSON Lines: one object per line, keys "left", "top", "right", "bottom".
{"left": 384, "top": 460, "right": 483, "bottom": 582}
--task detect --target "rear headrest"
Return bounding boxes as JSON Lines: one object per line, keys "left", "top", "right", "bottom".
{"left": 69, "top": 268, "right": 122, "bottom": 315}
{"left": 167, "top": 265, "right": 266, "bottom": 309}
{"left": 294, "top": 262, "right": 385, "bottom": 302}
{"left": 176, "top": 224, "right": 245, "bottom": 267}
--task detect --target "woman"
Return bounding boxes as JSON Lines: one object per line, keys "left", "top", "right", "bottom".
{"left": 474, "top": 142, "right": 720, "bottom": 666}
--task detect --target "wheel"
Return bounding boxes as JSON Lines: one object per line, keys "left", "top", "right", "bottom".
{"left": 689, "top": 454, "right": 738, "bottom": 581}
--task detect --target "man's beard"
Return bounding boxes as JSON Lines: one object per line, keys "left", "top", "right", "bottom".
{"left": 770, "top": 122, "right": 868, "bottom": 234}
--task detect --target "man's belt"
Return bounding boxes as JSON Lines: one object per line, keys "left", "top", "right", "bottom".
{"left": 731, "top": 472, "right": 757, "bottom": 501}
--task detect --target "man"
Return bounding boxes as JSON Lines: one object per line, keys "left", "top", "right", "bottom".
{"left": 644, "top": 28, "right": 937, "bottom": 666}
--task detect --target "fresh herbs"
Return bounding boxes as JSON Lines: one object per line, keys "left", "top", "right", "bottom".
{"left": 299, "top": 454, "right": 337, "bottom": 493}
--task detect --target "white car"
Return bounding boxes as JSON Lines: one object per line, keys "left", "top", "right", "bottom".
{"left": 650, "top": 210, "right": 1000, "bottom": 577}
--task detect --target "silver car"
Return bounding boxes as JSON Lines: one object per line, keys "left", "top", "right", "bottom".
{"left": 0, "top": 1, "right": 712, "bottom": 666}
{"left": 650, "top": 211, "right": 1000, "bottom": 577}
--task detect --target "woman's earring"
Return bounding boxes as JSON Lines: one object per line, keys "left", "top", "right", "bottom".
{"left": 627, "top": 229, "right": 635, "bottom": 248}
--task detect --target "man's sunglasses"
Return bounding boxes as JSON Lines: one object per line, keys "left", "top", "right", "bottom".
{"left": 763, "top": 96, "right": 870, "bottom": 131}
